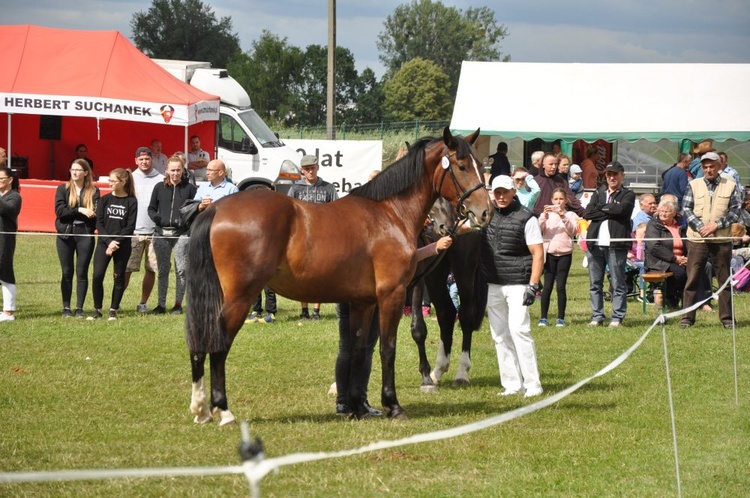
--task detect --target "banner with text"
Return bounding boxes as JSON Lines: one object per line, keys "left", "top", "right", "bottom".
{"left": 284, "top": 139, "right": 382, "bottom": 196}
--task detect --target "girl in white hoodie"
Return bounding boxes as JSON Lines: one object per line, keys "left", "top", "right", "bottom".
{"left": 538, "top": 188, "right": 580, "bottom": 327}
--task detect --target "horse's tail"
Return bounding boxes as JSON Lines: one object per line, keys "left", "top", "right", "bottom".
{"left": 185, "top": 208, "right": 229, "bottom": 354}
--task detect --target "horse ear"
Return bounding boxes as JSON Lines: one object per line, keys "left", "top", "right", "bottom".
{"left": 466, "top": 128, "right": 481, "bottom": 145}
{"left": 443, "top": 127, "right": 457, "bottom": 148}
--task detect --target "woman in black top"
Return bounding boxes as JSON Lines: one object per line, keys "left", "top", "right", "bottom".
{"left": 55, "top": 159, "right": 100, "bottom": 318}
{"left": 89, "top": 169, "right": 137, "bottom": 320}
{"left": 0, "top": 167, "right": 21, "bottom": 322}
{"left": 147, "top": 155, "right": 197, "bottom": 314}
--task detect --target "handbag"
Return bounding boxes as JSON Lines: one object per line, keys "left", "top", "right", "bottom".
{"left": 179, "top": 199, "right": 201, "bottom": 229}
{"left": 58, "top": 223, "right": 73, "bottom": 240}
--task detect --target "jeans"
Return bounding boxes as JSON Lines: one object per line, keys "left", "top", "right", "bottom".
{"left": 587, "top": 244, "right": 628, "bottom": 322}
{"left": 152, "top": 234, "right": 189, "bottom": 307}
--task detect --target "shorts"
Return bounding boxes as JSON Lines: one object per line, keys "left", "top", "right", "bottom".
{"left": 126, "top": 234, "right": 158, "bottom": 273}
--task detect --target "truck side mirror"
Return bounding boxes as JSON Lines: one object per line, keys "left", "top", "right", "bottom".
{"left": 241, "top": 137, "right": 257, "bottom": 155}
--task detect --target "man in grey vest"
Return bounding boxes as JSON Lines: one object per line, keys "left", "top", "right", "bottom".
{"left": 680, "top": 152, "right": 741, "bottom": 329}
{"left": 479, "top": 175, "right": 544, "bottom": 398}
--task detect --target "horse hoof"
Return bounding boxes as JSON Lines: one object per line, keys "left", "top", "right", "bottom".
{"left": 420, "top": 384, "right": 438, "bottom": 393}
{"left": 452, "top": 378, "right": 470, "bottom": 388}
{"left": 193, "top": 414, "right": 213, "bottom": 424}
{"left": 390, "top": 410, "right": 408, "bottom": 421}
{"left": 429, "top": 372, "right": 441, "bottom": 384}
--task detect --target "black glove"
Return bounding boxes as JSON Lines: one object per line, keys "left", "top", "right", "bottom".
{"left": 523, "top": 283, "right": 541, "bottom": 306}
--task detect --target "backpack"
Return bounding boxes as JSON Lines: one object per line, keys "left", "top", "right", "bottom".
{"left": 733, "top": 267, "right": 750, "bottom": 291}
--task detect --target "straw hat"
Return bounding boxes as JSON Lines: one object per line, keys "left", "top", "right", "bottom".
{"left": 693, "top": 140, "right": 715, "bottom": 154}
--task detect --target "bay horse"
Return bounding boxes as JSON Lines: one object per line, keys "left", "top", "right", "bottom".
{"left": 409, "top": 198, "right": 487, "bottom": 392}
{"left": 185, "top": 128, "right": 491, "bottom": 425}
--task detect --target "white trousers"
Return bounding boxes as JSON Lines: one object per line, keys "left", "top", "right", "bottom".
{"left": 1, "top": 279, "right": 17, "bottom": 312}
{"left": 487, "top": 284, "right": 542, "bottom": 392}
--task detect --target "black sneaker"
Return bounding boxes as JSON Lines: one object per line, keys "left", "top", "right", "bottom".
{"left": 151, "top": 305, "right": 167, "bottom": 315}
{"left": 299, "top": 310, "right": 311, "bottom": 320}
{"left": 108, "top": 309, "right": 117, "bottom": 321}
{"left": 87, "top": 310, "right": 103, "bottom": 321}
{"left": 170, "top": 305, "right": 183, "bottom": 315}
{"left": 312, "top": 310, "right": 321, "bottom": 320}
{"left": 74, "top": 308, "right": 86, "bottom": 319}
{"left": 363, "top": 400, "right": 383, "bottom": 417}
{"left": 62, "top": 308, "right": 73, "bottom": 318}
{"left": 335, "top": 403, "right": 352, "bottom": 416}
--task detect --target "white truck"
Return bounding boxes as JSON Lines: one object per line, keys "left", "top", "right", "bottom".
{"left": 153, "top": 59, "right": 301, "bottom": 193}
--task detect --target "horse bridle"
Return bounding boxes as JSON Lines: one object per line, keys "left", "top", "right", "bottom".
{"left": 434, "top": 146, "right": 486, "bottom": 231}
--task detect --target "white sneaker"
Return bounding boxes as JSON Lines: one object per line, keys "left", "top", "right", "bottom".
{"left": 499, "top": 389, "right": 522, "bottom": 396}
{"left": 0, "top": 313, "right": 15, "bottom": 322}
{"left": 524, "top": 387, "right": 544, "bottom": 398}
{"left": 137, "top": 303, "right": 149, "bottom": 313}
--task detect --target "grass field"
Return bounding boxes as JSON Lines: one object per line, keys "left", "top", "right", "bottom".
{"left": 1, "top": 234, "right": 749, "bottom": 497}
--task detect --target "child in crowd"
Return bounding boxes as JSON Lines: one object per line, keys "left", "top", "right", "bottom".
{"left": 568, "top": 164, "right": 583, "bottom": 197}
{"left": 538, "top": 188, "right": 580, "bottom": 327}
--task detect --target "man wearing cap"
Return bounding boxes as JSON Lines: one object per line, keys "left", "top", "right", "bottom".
{"left": 193, "top": 159, "right": 239, "bottom": 212}
{"left": 583, "top": 161, "right": 635, "bottom": 327}
{"left": 288, "top": 154, "right": 339, "bottom": 320}
{"left": 688, "top": 140, "right": 714, "bottom": 179}
{"left": 680, "top": 152, "right": 741, "bottom": 329}
{"left": 479, "top": 175, "right": 544, "bottom": 397}
{"left": 124, "top": 147, "right": 164, "bottom": 313}
{"left": 488, "top": 142, "right": 511, "bottom": 183}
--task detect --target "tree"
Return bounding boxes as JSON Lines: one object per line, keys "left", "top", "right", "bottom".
{"left": 131, "top": 0, "right": 240, "bottom": 68}
{"left": 227, "top": 31, "right": 304, "bottom": 123}
{"left": 377, "top": 0, "right": 509, "bottom": 95}
{"left": 344, "top": 68, "right": 385, "bottom": 125}
{"left": 383, "top": 58, "right": 452, "bottom": 121}
{"left": 294, "top": 45, "right": 359, "bottom": 126}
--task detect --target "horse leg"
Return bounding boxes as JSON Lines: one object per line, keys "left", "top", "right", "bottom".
{"left": 409, "top": 282, "right": 437, "bottom": 393}
{"left": 426, "top": 268, "right": 455, "bottom": 386}
{"left": 452, "top": 319, "right": 473, "bottom": 388}
{"left": 378, "top": 293, "right": 408, "bottom": 419}
{"left": 190, "top": 352, "right": 212, "bottom": 424}
{"left": 207, "top": 350, "right": 236, "bottom": 427}
{"left": 207, "top": 294, "right": 255, "bottom": 427}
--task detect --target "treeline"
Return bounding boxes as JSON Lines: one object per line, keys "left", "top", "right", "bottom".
{"left": 132, "top": 0, "right": 509, "bottom": 129}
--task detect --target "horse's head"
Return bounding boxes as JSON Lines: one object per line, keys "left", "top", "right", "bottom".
{"left": 431, "top": 127, "right": 492, "bottom": 230}
{"left": 427, "top": 197, "right": 455, "bottom": 237}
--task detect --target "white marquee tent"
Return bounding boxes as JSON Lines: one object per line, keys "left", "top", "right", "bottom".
{"left": 450, "top": 62, "right": 750, "bottom": 143}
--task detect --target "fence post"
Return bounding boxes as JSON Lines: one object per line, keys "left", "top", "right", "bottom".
{"left": 341, "top": 122, "right": 346, "bottom": 139}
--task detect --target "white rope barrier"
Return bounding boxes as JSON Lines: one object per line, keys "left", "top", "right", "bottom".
{"left": 0, "top": 236, "right": 744, "bottom": 497}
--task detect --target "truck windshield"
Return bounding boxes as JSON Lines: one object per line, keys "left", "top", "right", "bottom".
{"left": 237, "top": 109, "right": 283, "bottom": 147}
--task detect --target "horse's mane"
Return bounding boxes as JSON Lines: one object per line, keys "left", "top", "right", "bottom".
{"left": 348, "top": 137, "right": 434, "bottom": 201}
{"left": 349, "top": 134, "right": 476, "bottom": 202}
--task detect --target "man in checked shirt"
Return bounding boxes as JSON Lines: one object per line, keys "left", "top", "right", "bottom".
{"left": 680, "top": 151, "right": 741, "bottom": 329}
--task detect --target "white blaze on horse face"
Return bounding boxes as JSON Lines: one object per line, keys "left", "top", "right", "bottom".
{"left": 471, "top": 156, "right": 483, "bottom": 183}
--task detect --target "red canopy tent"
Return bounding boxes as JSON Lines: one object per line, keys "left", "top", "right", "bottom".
{"left": 0, "top": 25, "right": 221, "bottom": 231}
{"left": 0, "top": 24, "right": 220, "bottom": 179}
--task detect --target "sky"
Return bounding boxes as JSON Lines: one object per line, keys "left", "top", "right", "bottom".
{"left": 3, "top": 0, "right": 750, "bottom": 77}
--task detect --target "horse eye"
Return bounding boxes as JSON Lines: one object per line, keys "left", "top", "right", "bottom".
{"left": 457, "top": 161, "right": 467, "bottom": 171}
